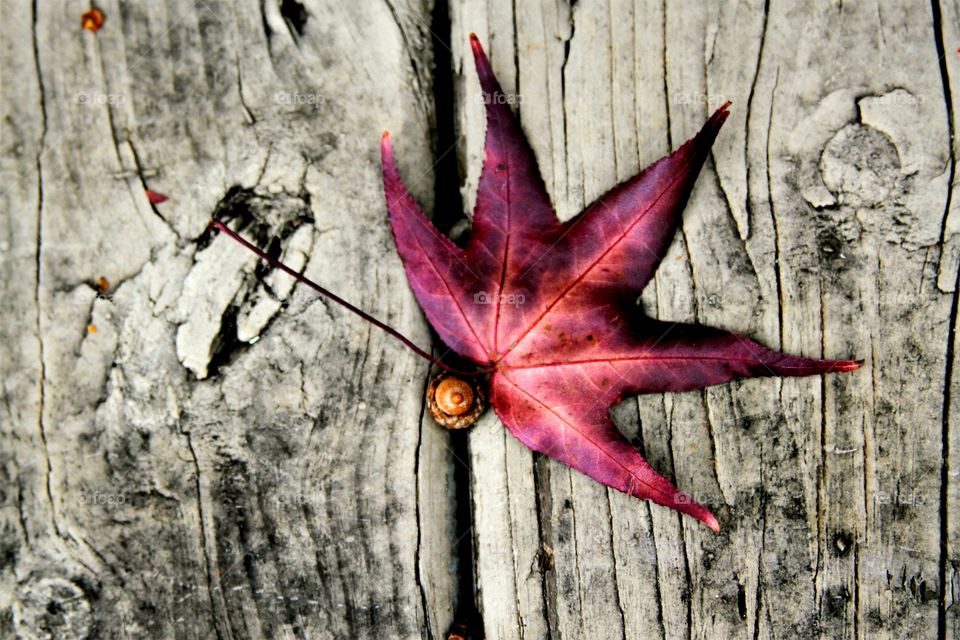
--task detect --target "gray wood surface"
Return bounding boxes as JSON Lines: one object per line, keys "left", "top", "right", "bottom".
{"left": 1, "top": 1, "right": 957, "bottom": 639}
{"left": 1, "top": 1, "right": 454, "bottom": 638}
{"left": 452, "top": 1, "right": 958, "bottom": 639}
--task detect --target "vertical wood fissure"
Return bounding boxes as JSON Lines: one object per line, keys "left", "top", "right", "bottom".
{"left": 930, "top": 3, "right": 958, "bottom": 634}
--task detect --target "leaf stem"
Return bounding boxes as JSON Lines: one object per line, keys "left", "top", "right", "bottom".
{"left": 207, "top": 220, "right": 483, "bottom": 376}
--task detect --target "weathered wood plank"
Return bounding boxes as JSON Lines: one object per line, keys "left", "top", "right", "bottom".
{"left": 0, "top": 1, "right": 457, "bottom": 637}
{"left": 450, "top": 1, "right": 958, "bottom": 638}
{"left": 3, "top": 0, "right": 958, "bottom": 637}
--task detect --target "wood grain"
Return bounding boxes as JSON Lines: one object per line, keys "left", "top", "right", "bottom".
{"left": 451, "top": 1, "right": 958, "bottom": 638}
{"left": 0, "top": 1, "right": 455, "bottom": 638}
{"left": 1, "top": 0, "right": 957, "bottom": 638}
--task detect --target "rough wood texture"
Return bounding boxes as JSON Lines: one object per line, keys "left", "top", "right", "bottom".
{"left": 1, "top": 1, "right": 958, "bottom": 639}
{"left": 1, "top": 1, "right": 457, "bottom": 638}
{"left": 451, "top": 1, "right": 959, "bottom": 638}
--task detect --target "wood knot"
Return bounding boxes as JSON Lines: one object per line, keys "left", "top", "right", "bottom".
{"left": 16, "top": 576, "right": 92, "bottom": 639}
{"left": 820, "top": 123, "right": 900, "bottom": 208}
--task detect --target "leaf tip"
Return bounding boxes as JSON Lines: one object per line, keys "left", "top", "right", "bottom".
{"left": 711, "top": 101, "right": 732, "bottom": 128}
{"left": 468, "top": 33, "right": 488, "bottom": 69}
{"left": 145, "top": 189, "right": 169, "bottom": 204}
{"left": 844, "top": 358, "right": 865, "bottom": 372}
{"left": 823, "top": 358, "right": 864, "bottom": 373}
{"left": 467, "top": 34, "right": 501, "bottom": 106}
{"left": 687, "top": 503, "right": 720, "bottom": 532}
{"left": 380, "top": 131, "right": 394, "bottom": 158}
{"left": 703, "top": 512, "right": 721, "bottom": 533}
{"left": 671, "top": 491, "right": 721, "bottom": 532}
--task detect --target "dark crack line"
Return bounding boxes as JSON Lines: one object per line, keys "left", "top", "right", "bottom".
{"left": 606, "top": 0, "right": 620, "bottom": 181}
{"left": 647, "top": 504, "right": 667, "bottom": 640}
{"left": 699, "top": 392, "right": 722, "bottom": 502}
{"left": 429, "top": 2, "right": 481, "bottom": 636}
{"left": 766, "top": 67, "right": 785, "bottom": 350}
{"left": 30, "top": 0, "right": 58, "bottom": 541}
{"left": 184, "top": 430, "right": 228, "bottom": 640}
{"left": 126, "top": 136, "right": 177, "bottom": 234}
{"left": 413, "top": 363, "right": 436, "bottom": 639}
{"left": 567, "top": 473, "right": 587, "bottom": 624}
{"left": 428, "top": 0, "right": 465, "bottom": 236}
{"left": 938, "top": 267, "right": 959, "bottom": 640}
{"left": 742, "top": 0, "right": 770, "bottom": 242}
{"left": 93, "top": 44, "right": 151, "bottom": 213}
{"left": 931, "top": 4, "right": 956, "bottom": 636}
{"left": 0, "top": 369, "right": 32, "bottom": 550}
{"left": 90, "top": 26, "right": 178, "bottom": 239}
{"left": 451, "top": 427, "right": 481, "bottom": 636}
{"left": 814, "top": 283, "right": 829, "bottom": 625}
{"left": 532, "top": 457, "right": 555, "bottom": 638}
{"left": 752, "top": 444, "right": 766, "bottom": 640}
{"left": 634, "top": 408, "right": 667, "bottom": 639}
{"left": 663, "top": 402, "right": 693, "bottom": 639}
{"left": 560, "top": 8, "right": 575, "bottom": 211}
{"left": 15, "top": 473, "right": 30, "bottom": 548}
{"left": 605, "top": 491, "right": 628, "bottom": 639}
{"left": 384, "top": 0, "right": 425, "bottom": 99}
{"left": 660, "top": 5, "right": 672, "bottom": 151}
{"left": 931, "top": 0, "right": 958, "bottom": 291}
{"left": 853, "top": 536, "right": 861, "bottom": 638}
{"left": 235, "top": 53, "right": 257, "bottom": 125}
{"left": 504, "top": 429, "right": 524, "bottom": 636}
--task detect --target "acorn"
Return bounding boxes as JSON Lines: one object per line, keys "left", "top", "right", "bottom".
{"left": 427, "top": 372, "right": 485, "bottom": 429}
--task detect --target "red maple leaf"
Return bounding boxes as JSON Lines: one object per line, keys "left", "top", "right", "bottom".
{"left": 380, "top": 35, "right": 861, "bottom": 531}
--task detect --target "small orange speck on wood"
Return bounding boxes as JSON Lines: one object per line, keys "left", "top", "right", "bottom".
{"left": 87, "top": 324, "right": 97, "bottom": 334}
{"left": 96, "top": 276, "right": 109, "bottom": 292}
{"left": 81, "top": 8, "right": 105, "bottom": 32}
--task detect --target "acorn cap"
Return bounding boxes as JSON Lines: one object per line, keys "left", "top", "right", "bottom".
{"left": 427, "top": 372, "right": 485, "bottom": 429}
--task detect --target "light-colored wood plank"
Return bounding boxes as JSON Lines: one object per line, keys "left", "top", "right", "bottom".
{"left": 451, "top": 1, "right": 957, "bottom": 637}
{"left": 0, "top": 1, "right": 456, "bottom": 637}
